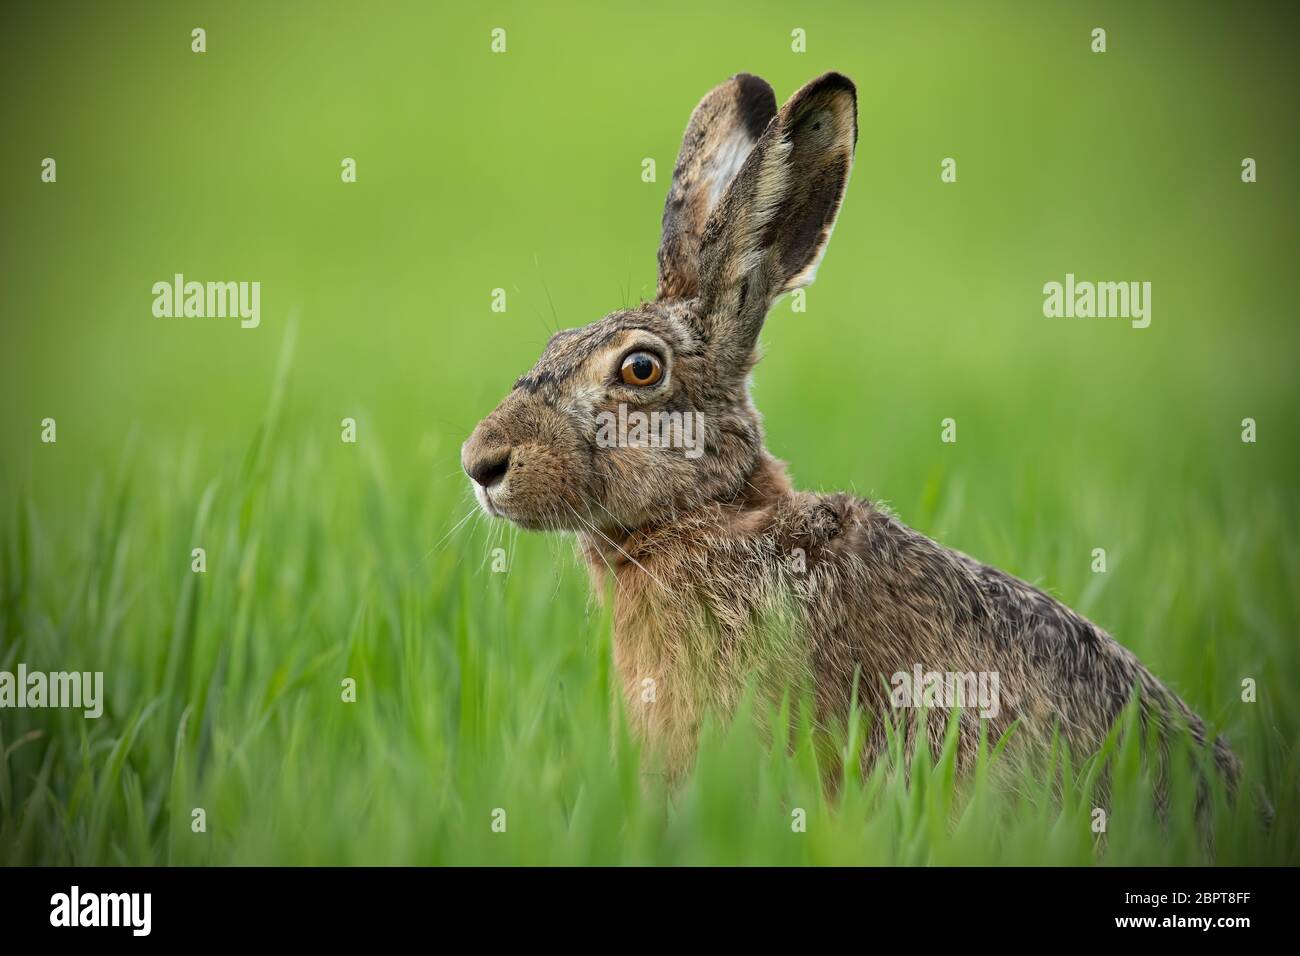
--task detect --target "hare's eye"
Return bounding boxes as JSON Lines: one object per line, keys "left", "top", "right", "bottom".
{"left": 620, "top": 351, "right": 663, "bottom": 387}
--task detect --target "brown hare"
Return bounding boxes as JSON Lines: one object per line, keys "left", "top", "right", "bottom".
{"left": 462, "top": 71, "right": 1240, "bottom": 794}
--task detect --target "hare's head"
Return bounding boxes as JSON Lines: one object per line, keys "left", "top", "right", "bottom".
{"left": 463, "top": 72, "right": 857, "bottom": 532}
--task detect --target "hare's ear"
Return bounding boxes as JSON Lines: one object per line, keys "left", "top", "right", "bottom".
{"left": 656, "top": 74, "right": 777, "bottom": 301}
{"left": 696, "top": 72, "right": 857, "bottom": 358}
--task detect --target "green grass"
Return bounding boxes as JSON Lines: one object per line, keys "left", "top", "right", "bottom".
{"left": 1, "top": 327, "right": 1297, "bottom": 865}
{"left": 1, "top": 0, "right": 1298, "bottom": 865}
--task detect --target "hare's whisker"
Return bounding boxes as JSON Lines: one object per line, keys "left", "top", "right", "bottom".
{"left": 587, "top": 496, "right": 630, "bottom": 536}
{"left": 565, "top": 502, "right": 617, "bottom": 581}
{"left": 422, "top": 503, "right": 480, "bottom": 562}
{"left": 565, "top": 500, "right": 668, "bottom": 592}
{"left": 534, "top": 255, "right": 562, "bottom": 333}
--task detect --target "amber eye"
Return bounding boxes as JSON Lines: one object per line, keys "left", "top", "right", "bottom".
{"left": 620, "top": 351, "right": 663, "bottom": 387}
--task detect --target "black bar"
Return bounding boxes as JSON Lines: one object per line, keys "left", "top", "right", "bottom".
{"left": 0, "top": 866, "right": 1285, "bottom": 941}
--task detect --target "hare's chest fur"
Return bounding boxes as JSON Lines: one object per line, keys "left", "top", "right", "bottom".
{"left": 597, "top": 489, "right": 1086, "bottom": 778}
{"left": 597, "top": 491, "right": 892, "bottom": 778}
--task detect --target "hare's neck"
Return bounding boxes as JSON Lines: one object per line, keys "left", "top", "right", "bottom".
{"left": 577, "top": 451, "right": 791, "bottom": 575}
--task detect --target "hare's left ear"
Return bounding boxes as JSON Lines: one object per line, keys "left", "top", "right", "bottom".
{"left": 696, "top": 73, "right": 857, "bottom": 359}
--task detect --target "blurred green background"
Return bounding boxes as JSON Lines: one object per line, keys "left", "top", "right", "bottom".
{"left": 1, "top": 0, "right": 1297, "bottom": 864}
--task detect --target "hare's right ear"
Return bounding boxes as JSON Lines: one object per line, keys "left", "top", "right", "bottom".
{"left": 695, "top": 73, "right": 857, "bottom": 363}
{"left": 656, "top": 74, "right": 777, "bottom": 300}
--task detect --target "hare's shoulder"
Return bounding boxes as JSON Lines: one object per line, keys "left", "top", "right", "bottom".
{"left": 770, "top": 490, "right": 933, "bottom": 569}
{"left": 775, "top": 491, "right": 1115, "bottom": 651}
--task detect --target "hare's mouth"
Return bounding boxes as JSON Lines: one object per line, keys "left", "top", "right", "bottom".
{"left": 473, "top": 483, "right": 551, "bottom": 531}
{"left": 474, "top": 483, "right": 506, "bottom": 519}
{"left": 475, "top": 485, "right": 597, "bottom": 534}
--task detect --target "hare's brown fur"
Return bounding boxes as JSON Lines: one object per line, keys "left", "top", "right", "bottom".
{"left": 463, "top": 72, "right": 1240, "bottom": 792}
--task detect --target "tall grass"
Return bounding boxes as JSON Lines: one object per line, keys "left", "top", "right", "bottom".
{"left": 1, "top": 338, "right": 1295, "bottom": 866}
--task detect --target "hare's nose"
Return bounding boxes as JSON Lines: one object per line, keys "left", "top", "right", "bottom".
{"left": 463, "top": 444, "right": 512, "bottom": 489}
